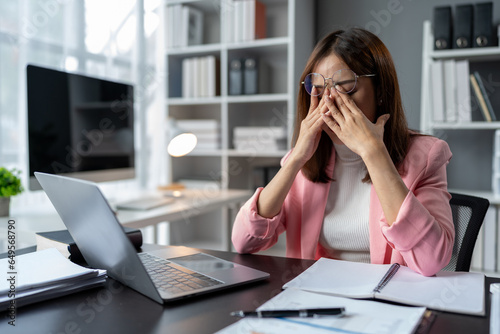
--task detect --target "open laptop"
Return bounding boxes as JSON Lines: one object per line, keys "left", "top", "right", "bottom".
{"left": 35, "top": 172, "right": 269, "bottom": 303}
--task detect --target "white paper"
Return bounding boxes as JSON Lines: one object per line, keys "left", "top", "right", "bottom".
{"left": 0, "top": 248, "right": 100, "bottom": 293}
{"left": 217, "top": 288, "right": 426, "bottom": 334}
{"left": 283, "top": 258, "right": 392, "bottom": 298}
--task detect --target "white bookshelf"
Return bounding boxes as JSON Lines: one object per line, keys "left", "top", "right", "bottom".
{"left": 420, "top": 20, "right": 500, "bottom": 273}
{"left": 157, "top": 0, "right": 314, "bottom": 253}
{"left": 420, "top": 20, "right": 500, "bottom": 197}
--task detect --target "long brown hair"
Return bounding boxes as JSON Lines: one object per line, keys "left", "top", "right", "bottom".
{"left": 293, "top": 28, "right": 410, "bottom": 183}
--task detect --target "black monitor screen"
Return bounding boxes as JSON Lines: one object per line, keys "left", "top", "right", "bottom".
{"left": 27, "top": 64, "right": 135, "bottom": 190}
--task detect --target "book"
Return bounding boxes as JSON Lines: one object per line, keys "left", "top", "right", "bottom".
{"left": 183, "top": 6, "right": 203, "bottom": 46}
{"left": 36, "top": 227, "right": 143, "bottom": 263}
{"left": 0, "top": 248, "right": 106, "bottom": 311}
{"left": 243, "top": 0, "right": 266, "bottom": 41}
{"left": 233, "top": 0, "right": 266, "bottom": 42}
{"left": 455, "top": 59, "right": 471, "bottom": 122}
{"left": 443, "top": 59, "right": 457, "bottom": 122}
{"left": 470, "top": 72, "right": 495, "bottom": 122}
{"left": 474, "top": 71, "right": 497, "bottom": 121}
{"left": 431, "top": 61, "right": 445, "bottom": 122}
{"left": 283, "top": 257, "right": 485, "bottom": 316}
{"left": 216, "top": 288, "right": 429, "bottom": 334}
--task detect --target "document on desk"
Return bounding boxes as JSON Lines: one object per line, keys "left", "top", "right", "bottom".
{"left": 283, "top": 258, "right": 485, "bottom": 316}
{"left": 0, "top": 248, "right": 106, "bottom": 310}
{"left": 217, "top": 288, "right": 427, "bottom": 334}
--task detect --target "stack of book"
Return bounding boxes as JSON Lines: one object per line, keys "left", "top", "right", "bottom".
{"left": 167, "top": 4, "right": 203, "bottom": 48}
{"left": 176, "top": 119, "right": 220, "bottom": 152}
{"left": 182, "top": 55, "right": 220, "bottom": 98}
{"left": 225, "top": 0, "right": 266, "bottom": 43}
{"left": 0, "top": 248, "right": 106, "bottom": 311}
{"left": 431, "top": 59, "right": 497, "bottom": 122}
{"left": 233, "top": 126, "right": 286, "bottom": 152}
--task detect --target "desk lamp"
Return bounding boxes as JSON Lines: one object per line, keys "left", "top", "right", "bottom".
{"left": 167, "top": 119, "right": 197, "bottom": 157}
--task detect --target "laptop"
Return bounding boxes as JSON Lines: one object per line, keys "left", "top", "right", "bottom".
{"left": 35, "top": 172, "right": 269, "bottom": 303}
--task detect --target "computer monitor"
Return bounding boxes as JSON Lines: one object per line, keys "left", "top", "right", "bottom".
{"left": 27, "top": 64, "right": 135, "bottom": 190}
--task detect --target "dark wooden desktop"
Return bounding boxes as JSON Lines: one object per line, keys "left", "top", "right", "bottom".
{"left": 0, "top": 244, "right": 497, "bottom": 334}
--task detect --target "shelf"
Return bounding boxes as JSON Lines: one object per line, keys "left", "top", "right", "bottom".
{"left": 227, "top": 37, "right": 289, "bottom": 51}
{"left": 160, "top": 0, "right": 314, "bottom": 251}
{"left": 168, "top": 97, "right": 222, "bottom": 105}
{"left": 167, "top": 43, "right": 223, "bottom": 56}
{"left": 430, "top": 46, "right": 500, "bottom": 61}
{"left": 227, "top": 93, "right": 289, "bottom": 103}
{"left": 431, "top": 122, "right": 500, "bottom": 130}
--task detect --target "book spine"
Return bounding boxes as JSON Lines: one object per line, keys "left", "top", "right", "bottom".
{"left": 372, "top": 263, "right": 400, "bottom": 294}
{"left": 470, "top": 73, "right": 492, "bottom": 122}
{"left": 474, "top": 71, "right": 496, "bottom": 121}
{"left": 431, "top": 61, "right": 445, "bottom": 122}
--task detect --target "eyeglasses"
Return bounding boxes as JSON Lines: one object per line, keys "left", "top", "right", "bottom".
{"left": 301, "top": 69, "right": 376, "bottom": 96}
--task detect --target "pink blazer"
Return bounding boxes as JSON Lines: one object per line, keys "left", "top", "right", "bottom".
{"left": 232, "top": 135, "right": 454, "bottom": 276}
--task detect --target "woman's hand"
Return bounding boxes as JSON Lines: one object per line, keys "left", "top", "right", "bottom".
{"left": 289, "top": 87, "right": 330, "bottom": 166}
{"left": 321, "top": 87, "right": 390, "bottom": 159}
{"left": 322, "top": 86, "right": 409, "bottom": 226}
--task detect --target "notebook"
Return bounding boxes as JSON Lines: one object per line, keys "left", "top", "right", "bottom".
{"left": 283, "top": 257, "right": 485, "bottom": 316}
{"left": 35, "top": 172, "right": 269, "bottom": 303}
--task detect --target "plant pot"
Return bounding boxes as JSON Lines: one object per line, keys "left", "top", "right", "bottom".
{"left": 0, "top": 197, "right": 10, "bottom": 217}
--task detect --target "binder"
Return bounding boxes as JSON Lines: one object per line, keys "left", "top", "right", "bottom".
{"left": 433, "top": 6, "right": 452, "bottom": 50}
{"left": 454, "top": 4, "right": 473, "bottom": 48}
{"left": 473, "top": 2, "right": 495, "bottom": 47}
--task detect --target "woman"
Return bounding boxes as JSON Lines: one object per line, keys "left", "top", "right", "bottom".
{"left": 232, "top": 28, "right": 454, "bottom": 277}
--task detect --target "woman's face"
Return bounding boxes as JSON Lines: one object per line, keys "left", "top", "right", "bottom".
{"left": 313, "top": 54, "right": 378, "bottom": 143}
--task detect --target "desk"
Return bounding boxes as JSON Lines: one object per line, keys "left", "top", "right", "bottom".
{"left": 0, "top": 244, "right": 497, "bottom": 334}
{"left": 3, "top": 189, "right": 252, "bottom": 251}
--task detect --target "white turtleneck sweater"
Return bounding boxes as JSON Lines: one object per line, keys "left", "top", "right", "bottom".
{"left": 319, "top": 143, "right": 371, "bottom": 263}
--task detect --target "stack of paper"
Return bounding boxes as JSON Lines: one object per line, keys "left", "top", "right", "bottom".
{"left": 0, "top": 248, "right": 106, "bottom": 310}
{"left": 176, "top": 119, "right": 220, "bottom": 151}
{"left": 217, "top": 288, "right": 428, "bottom": 334}
{"left": 233, "top": 127, "right": 286, "bottom": 152}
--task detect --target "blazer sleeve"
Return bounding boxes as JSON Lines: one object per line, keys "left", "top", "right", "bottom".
{"left": 231, "top": 187, "right": 286, "bottom": 254}
{"left": 381, "top": 138, "right": 455, "bottom": 276}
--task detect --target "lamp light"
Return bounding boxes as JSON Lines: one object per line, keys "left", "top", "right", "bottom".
{"left": 167, "top": 119, "right": 197, "bottom": 157}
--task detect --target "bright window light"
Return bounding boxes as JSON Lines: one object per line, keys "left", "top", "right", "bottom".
{"left": 65, "top": 56, "right": 79, "bottom": 71}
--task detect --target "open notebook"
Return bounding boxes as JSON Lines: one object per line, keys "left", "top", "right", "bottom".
{"left": 283, "top": 258, "right": 485, "bottom": 316}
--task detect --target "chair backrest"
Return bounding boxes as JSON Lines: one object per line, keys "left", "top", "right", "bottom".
{"left": 443, "top": 192, "right": 490, "bottom": 272}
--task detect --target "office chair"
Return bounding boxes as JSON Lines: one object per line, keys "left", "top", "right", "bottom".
{"left": 442, "top": 192, "right": 490, "bottom": 272}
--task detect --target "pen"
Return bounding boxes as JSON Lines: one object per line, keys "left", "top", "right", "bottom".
{"left": 230, "top": 307, "right": 345, "bottom": 318}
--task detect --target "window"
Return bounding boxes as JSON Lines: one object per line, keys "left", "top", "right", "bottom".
{"left": 0, "top": 0, "right": 163, "bottom": 210}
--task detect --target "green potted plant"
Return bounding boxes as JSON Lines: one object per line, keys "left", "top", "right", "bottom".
{"left": 0, "top": 167, "right": 24, "bottom": 216}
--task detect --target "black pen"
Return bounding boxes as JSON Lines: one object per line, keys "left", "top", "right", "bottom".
{"left": 230, "top": 307, "right": 345, "bottom": 318}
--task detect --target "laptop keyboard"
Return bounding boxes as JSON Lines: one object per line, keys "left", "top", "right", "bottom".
{"left": 139, "top": 253, "right": 223, "bottom": 295}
